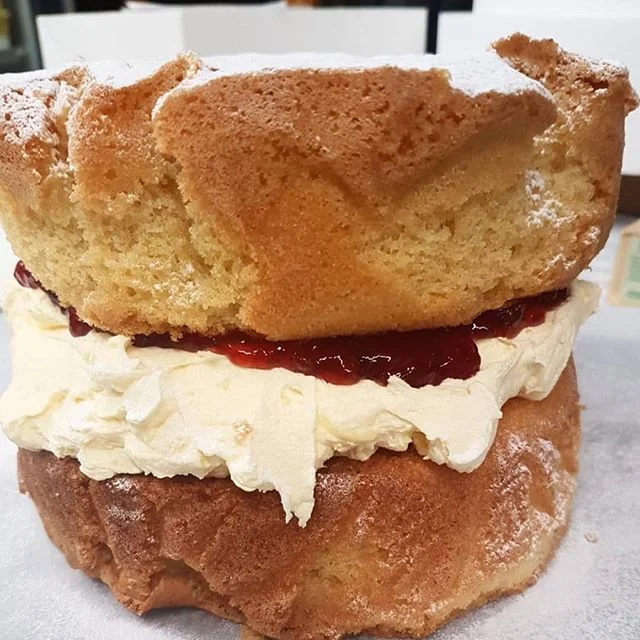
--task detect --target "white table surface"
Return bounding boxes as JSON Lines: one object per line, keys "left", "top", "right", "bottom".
{"left": 0, "top": 220, "right": 638, "bottom": 639}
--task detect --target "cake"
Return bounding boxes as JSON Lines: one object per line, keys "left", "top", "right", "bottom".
{"left": 0, "top": 34, "right": 637, "bottom": 639}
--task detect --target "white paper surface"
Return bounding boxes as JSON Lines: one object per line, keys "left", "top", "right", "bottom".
{"left": 37, "top": 9, "right": 186, "bottom": 65}
{"left": 37, "top": 3, "right": 426, "bottom": 68}
{"left": 474, "top": 0, "right": 640, "bottom": 17}
{"left": 183, "top": 5, "right": 426, "bottom": 57}
{"left": 0, "top": 219, "right": 638, "bottom": 638}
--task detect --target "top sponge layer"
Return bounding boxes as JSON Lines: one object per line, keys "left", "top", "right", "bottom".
{"left": 0, "top": 34, "right": 636, "bottom": 339}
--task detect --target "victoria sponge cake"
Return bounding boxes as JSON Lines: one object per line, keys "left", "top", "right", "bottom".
{"left": 0, "top": 34, "right": 637, "bottom": 639}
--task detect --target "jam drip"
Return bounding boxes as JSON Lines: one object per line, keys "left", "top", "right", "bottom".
{"left": 136, "top": 287, "right": 567, "bottom": 388}
{"left": 14, "top": 261, "right": 568, "bottom": 388}
{"left": 14, "top": 261, "right": 92, "bottom": 337}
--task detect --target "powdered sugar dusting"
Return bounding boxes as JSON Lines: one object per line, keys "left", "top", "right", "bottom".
{"left": 0, "top": 49, "right": 551, "bottom": 144}
{"left": 154, "top": 50, "right": 549, "bottom": 110}
{"left": 0, "top": 58, "right": 180, "bottom": 91}
{"left": 525, "top": 170, "right": 564, "bottom": 228}
{"left": 106, "top": 476, "right": 135, "bottom": 493}
{"left": 0, "top": 55, "right": 198, "bottom": 154}
{"left": 485, "top": 431, "right": 575, "bottom": 568}
{"left": 0, "top": 69, "right": 53, "bottom": 87}
{"left": 580, "top": 55, "right": 628, "bottom": 76}
{"left": 0, "top": 76, "right": 59, "bottom": 146}
{"left": 151, "top": 275, "right": 205, "bottom": 307}
{"left": 150, "top": 50, "right": 552, "bottom": 119}
{"left": 546, "top": 253, "right": 578, "bottom": 272}
{"left": 582, "top": 225, "right": 601, "bottom": 246}
{"left": 81, "top": 58, "right": 176, "bottom": 90}
{"left": 201, "top": 50, "right": 548, "bottom": 97}
{"left": 106, "top": 504, "right": 143, "bottom": 523}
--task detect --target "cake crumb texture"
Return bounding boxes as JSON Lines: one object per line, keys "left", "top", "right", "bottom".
{"left": 0, "top": 35, "right": 636, "bottom": 339}
{"left": 18, "top": 361, "right": 580, "bottom": 639}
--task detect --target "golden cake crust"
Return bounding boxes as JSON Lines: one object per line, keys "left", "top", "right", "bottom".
{"left": 0, "top": 36, "right": 635, "bottom": 340}
{"left": 18, "top": 361, "right": 580, "bottom": 639}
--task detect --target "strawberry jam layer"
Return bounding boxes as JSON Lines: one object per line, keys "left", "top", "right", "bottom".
{"left": 14, "top": 261, "right": 568, "bottom": 388}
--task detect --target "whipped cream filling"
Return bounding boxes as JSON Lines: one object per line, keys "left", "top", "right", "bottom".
{"left": 0, "top": 281, "right": 599, "bottom": 526}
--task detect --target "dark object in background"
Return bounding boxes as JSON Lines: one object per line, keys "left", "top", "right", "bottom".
{"left": 619, "top": 177, "right": 640, "bottom": 216}
{"left": 318, "top": 0, "right": 471, "bottom": 7}
{"left": 29, "top": 0, "right": 65, "bottom": 14}
{"left": 30, "top": 0, "right": 123, "bottom": 13}
{"left": 74, "top": 0, "right": 125, "bottom": 10}
{"left": 33, "top": 0, "right": 472, "bottom": 12}
{"left": 2, "top": 0, "right": 40, "bottom": 71}
{"left": 144, "top": 0, "right": 273, "bottom": 3}
{"left": 314, "top": 0, "right": 471, "bottom": 52}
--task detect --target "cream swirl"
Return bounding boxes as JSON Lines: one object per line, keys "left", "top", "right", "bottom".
{"left": 0, "top": 280, "right": 598, "bottom": 525}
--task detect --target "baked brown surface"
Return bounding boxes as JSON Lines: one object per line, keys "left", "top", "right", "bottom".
{"left": 0, "top": 36, "right": 635, "bottom": 340}
{"left": 495, "top": 34, "right": 639, "bottom": 275}
{"left": 18, "top": 360, "right": 580, "bottom": 640}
